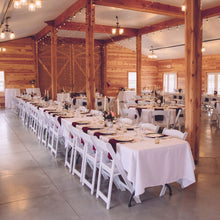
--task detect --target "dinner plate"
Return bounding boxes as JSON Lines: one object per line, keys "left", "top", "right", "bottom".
{"left": 114, "top": 136, "right": 134, "bottom": 142}
{"left": 145, "top": 133, "right": 165, "bottom": 138}
{"left": 75, "top": 121, "right": 89, "bottom": 125}
{"left": 87, "top": 125, "right": 103, "bottom": 130}
{"left": 99, "top": 129, "right": 116, "bottom": 135}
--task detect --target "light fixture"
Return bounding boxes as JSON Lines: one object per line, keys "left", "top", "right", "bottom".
{"left": 0, "top": 48, "right": 6, "bottom": 52}
{"left": 202, "top": 47, "right": 205, "bottom": 52}
{"left": 0, "top": 17, "right": 15, "bottom": 40}
{"left": 148, "top": 48, "right": 157, "bottom": 59}
{"left": 181, "top": 5, "right": 186, "bottom": 11}
{"left": 13, "top": 0, "right": 42, "bottom": 11}
{"left": 112, "top": 16, "right": 124, "bottom": 35}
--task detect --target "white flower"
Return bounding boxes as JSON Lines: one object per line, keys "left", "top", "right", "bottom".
{"left": 157, "top": 99, "right": 161, "bottom": 104}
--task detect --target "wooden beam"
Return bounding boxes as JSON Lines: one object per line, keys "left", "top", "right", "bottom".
{"left": 136, "top": 34, "right": 142, "bottom": 95}
{"left": 185, "top": 0, "right": 202, "bottom": 163}
{"left": 101, "top": 44, "right": 107, "bottom": 95}
{"left": 202, "top": 5, "right": 220, "bottom": 18}
{"left": 60, "top": 21, "right": 138, "bottom": 36}
{"left": 50, "top": 25, "right": 58, "bottom": 100}
{"left": 54, "top": 0, "right": 86, "bottom": 27}
{"left": 104, "top": 35, "right": 135, "bottom": 44}
{"left": 95, "top": 0, "right": 184, "bottom": 18}
{"left": 35, "top": 40, "right": 39, "bottom": 87}
{"left": 139, "top": 18, "right": 184, "bottom": 35}
{"left": 35, "top": 25, "right": 52, "bottom": 41}
{"left": 86, "top": 0, "right": 95, "bottom": 110}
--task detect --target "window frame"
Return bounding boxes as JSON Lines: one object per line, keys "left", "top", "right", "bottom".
{"left": 128, "top": 71, "right": 137, "bottom": 90}
{"left": 206, "top": 72, "right": 220, "bottom": 95}
{"left": 163, "top": 72, "right": 177, "bottom": 93}
{"left": 0, "top": 71, "right": 5, "bottom": 93}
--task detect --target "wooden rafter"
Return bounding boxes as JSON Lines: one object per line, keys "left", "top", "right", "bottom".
{"left": 202, "top": 5, "right": 220, "bottom": 18}
{"left": 138, "top": 18, "right": 184, "bottom": 35}
{"left": 54, "top": 0, "right": 86, "bottom": 27}
{"left": 95, "top": 0, "right": 184, "bottom": 18}
{"left": 35, "top": 25, "right": 52, "bottom": 41}
{"left": 60, "top": 21, "right": 138, "bottom": 36}
{"left": 104, "top": 35, "right": 135, "bottom": 44}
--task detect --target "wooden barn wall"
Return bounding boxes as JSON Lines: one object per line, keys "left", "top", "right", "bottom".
{"left": 105, "top": 43, "right": 158, "bottom": 97}
{"left": 38, "top": 41, "right": 102, "bottom": 97}
{"left": 0, "top": 37, "right": 36, "bottom": 106}
{"left": 157, "top": 54, "right": 220, "bottom": 92}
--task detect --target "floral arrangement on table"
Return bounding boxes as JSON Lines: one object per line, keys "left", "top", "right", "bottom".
{"left": 64, "top": 101, "right": 71, "bottom": 110}
{"left": 214, "top": 90, "right": 217, "bottom": 96}
{"left": 103, "top": 111, "right": 116, "bottom": 122}
{"left": 154, "top": 96, "right": 162, "bottom": 107}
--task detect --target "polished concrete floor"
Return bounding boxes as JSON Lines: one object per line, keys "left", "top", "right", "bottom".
{"left": 0, "top": 109, "right": 220, "bottom": 220}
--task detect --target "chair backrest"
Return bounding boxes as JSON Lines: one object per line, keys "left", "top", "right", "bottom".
{"left": 127, "top": 108, "right": 139, "bottom": 121}
{"left": 79, "top": 130, "right": 94, "bottom": 154}
{"left": 91, "top": 136, "right": 134, "bottom": 194}
{"left": 162, "top": 128, "right": 188, "bottom": 140}
{"left": 140, "top": 123, "right": 159, "bottom": 133}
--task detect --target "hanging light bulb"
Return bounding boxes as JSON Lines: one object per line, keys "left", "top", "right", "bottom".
{"left": 148, "top": 50, "right": 157, "bottom": 59}
{"left": 202, "top": 47, "right": 205, "bottom": 52}
{"left": 181, "top": 5, "right": 186, "bottom": 12}
{"left": 0, "top": 32, "right": 5, "bottom": 39}
{"left": 20, "top": 0, "right": 28, "bottom": 5}
{"left": 119, "top": 28, "right": 124, "bottom": 35}
{"left": 10, "top": 32, "right": 15, "bottom": 39}
{"left": 28, "top": 0, "right": 36, "bottom": 11}
{"left": 112, "top": 28, "right": 116, "bottom": 34}
{"left": 2, "top": 48, "right": 6, "bottom": 52}
{"left": 35, "top": 0, "right": 42, "bottom": 8}
{"left": 14, "top": 0, "right": 21, "bottom": 9}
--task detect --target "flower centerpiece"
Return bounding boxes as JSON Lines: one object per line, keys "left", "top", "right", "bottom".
{"left": 103, "top": 111, "right": 116, "bottom": 127}
{"left": 103, "top": 111, "right": 116, "bottom": 121}
{"left": 64, "top": 101, "right": 71, "bottom": 110}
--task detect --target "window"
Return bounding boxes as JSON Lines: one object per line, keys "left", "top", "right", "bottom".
{"left": 128, "top": 72, "right": 136, "bottom": 90}
{"left": 0, "top": 71, "right": 5, "bottom": 92}
{"left": 163, "top": 73, "right": 177, "bottom": 93}
{"left": 207, "top": 72, "right": 220, "bottom": 95}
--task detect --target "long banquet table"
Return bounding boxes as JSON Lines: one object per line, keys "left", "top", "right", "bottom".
{"left": 61, "top": 116, "right": 195, "bottom": 197}
{"left": 16, "top": 96, "right": 195, "bottom": 200}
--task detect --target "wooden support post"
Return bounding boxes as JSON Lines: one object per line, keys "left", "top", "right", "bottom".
{"left": 86, "top": 0, "right": 95, "bottom": 110}
{"left": 50, "top": 25, "right": 58, "bottom": 100}
{"left": 185, "top": 0, "right": 202, "bottom": 163}
{"left": 34, "top": 40, "right": 39, "bottom": 88}
{"left": 101, "top": 44, "right": 107, "bottom": 96}
{"left": 136, "top": 34, "right": 142, "bottom": 95}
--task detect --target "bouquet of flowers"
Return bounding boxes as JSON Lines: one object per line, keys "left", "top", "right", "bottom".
{"left": 64, "top": 101, "right": 71, "bottom": 110}
{"left": 103, "top": 111, "right": 116, "bottom": 121}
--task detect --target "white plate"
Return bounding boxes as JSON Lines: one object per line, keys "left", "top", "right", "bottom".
{"left": 87, "top": 125, "right": 103, "bottom": 130}
{"left": 114, "top": 136, "right": 134, "bottom": 142}
{"left": 145, "top": 133, "right": 164, "bottom": 138}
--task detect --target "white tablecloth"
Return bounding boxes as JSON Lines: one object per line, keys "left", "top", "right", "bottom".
{"left": 118, "top": 91, "right": 136, "bottom": 102}
{"left": 26, "top": 88, "right": 41, "bottom": 96}
{"left": 117, "top": 137, "right": 195, "bottom": 196}
{"left": 5, "top": 88, "right": 20, "bottom": 108}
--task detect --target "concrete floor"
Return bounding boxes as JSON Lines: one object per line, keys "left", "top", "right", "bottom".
{"left": 0, "top": 109, "right": 219, "bottom": 220}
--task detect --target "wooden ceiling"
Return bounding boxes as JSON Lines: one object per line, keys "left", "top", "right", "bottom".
{"left": 0, "top": 0, "right": 220, "bottom": 59}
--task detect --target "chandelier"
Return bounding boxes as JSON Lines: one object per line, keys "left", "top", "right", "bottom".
{"left": 112, "top": 16, "right": 124, "bottom": 35}
{"left": 148, "top": 49, "right": 157, "bottom": 59}
{"left": 0, "top": 17, "right": 15, "bottom": 40}
{"left": 14, "top": 0, "right": 42, "bottom": 12}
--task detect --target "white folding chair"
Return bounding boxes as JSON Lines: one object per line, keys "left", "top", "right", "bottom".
{"left": 91, "top": 136, "right": 140, "bottom": 209}
{"left": 50, "top": 116, "right": 63, "bottom": 158}
{"left": 80, "top": 131, "right": 98, "bottom": 195}
{"left": 140, "top": 123, "right": 159, "bottom": 133}
{"left": 63, "top": 123, "right": 75, "bottom": 173}
{"left": 72, "top": 127, "right": 86, "bottom": 182}
{"left": 151, "top": 110, "right": 170, "bottom": 128}
{"left": 162, "top": 128, "right": 188, "bottom": 140}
